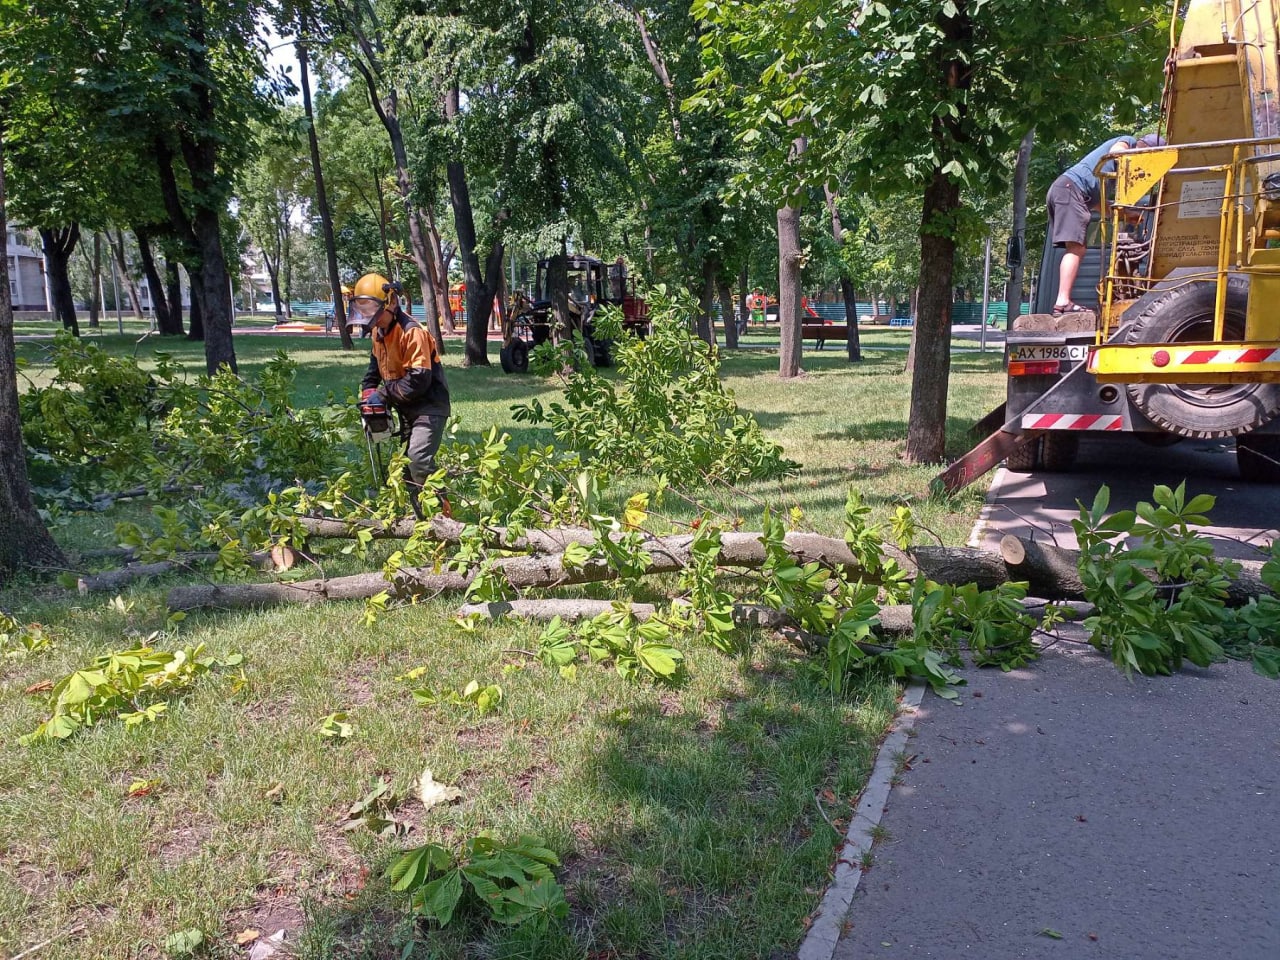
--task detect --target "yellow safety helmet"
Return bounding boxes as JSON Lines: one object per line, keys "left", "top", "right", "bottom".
{"left": 348, "top": 273, "right": 398, "bottom": 330}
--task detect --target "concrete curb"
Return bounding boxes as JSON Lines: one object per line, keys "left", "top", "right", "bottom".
{"left": 967, "top": 465, "right": 1007, "bottom": 549}
{"left": 795, "top": 681, "right": 928, "bottom": 960}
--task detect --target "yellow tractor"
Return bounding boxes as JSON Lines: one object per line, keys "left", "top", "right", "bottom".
{"left": 939, "top": 0, "right": 1280, "bottom": 492}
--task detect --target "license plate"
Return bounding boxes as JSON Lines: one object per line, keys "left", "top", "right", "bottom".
{"left": 1007, "top": 344, "right": 1088, "bottom": 362}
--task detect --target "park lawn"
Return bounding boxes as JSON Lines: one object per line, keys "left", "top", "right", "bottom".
{"left": 0, "top": 330, "right": 1004, "bottom": 960}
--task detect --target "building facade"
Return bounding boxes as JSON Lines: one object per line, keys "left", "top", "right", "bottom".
{"left": 5, "top": 227, "right": 49, "bottom": 312}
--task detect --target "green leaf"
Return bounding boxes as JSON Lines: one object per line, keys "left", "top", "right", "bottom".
{"left": 419, "top": 869, "right": 464, "bottom": 926}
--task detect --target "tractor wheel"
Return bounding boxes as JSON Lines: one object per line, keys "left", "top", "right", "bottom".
{"left": 1124, "top": 277, "right": 1280, "bottom": 437}
{"left": 499, "top": 338, "right": 529, "bottom": 374}
{"left": 1039, "top": 432, "right": 1079, "bottom": 472}
{"left": 591, "top": 338, "right": 613, "bottom": 368}
{"left": 1237, "top": 434, "right": 1280, "bottom": 483}
{"left": 1005, "top": 436, "right": 1040, "bottom": 472}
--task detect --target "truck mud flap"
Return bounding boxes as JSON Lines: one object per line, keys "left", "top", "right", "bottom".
{"left": 933, "top": 359, "right": 1106, "bottom": 496}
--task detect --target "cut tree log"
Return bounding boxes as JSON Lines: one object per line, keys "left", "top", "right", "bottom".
{"left": 77, "top": 551, "right": 274, "bottom": 594}
{"left": 169, "top": 530, "right": 914, "bottom": 612}
{"left": 999, "top": 535, "right": 1085, "bottom": 600}
{"left": 166, "top": 530, "right": 1274, "bottom": 613}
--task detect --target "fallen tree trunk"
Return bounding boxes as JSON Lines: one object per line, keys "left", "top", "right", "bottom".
{"left": 996, "top": 534, "right": 1269, "bottom": 607}
{"left": 78, "top": 551, "right": 274, "bottom": 594}
{"left": 169, "top": 530, "right": 915, "bottom": 612}
{"left": 167, "top": 529, "right": 1273, "bottom": 613}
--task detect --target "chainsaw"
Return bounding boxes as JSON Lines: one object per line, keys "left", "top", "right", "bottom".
{"left": 357, "top": 391, "right": 397, "bottom": 489}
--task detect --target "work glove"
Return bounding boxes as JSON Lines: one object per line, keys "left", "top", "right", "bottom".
{"left": 359, "top": 388, "right": 385, "bottom": 413}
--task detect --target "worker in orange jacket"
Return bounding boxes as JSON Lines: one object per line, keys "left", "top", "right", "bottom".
{"left": 346, "top": 273, "right": 451, "bottom": 516}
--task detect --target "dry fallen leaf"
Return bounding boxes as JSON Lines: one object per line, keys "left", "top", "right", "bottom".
{"left": 235, "top": 928, "right": 260, "bottom": 945}
{"left": 25, "top": 680, "right": 53, "bottom": 694}
{"left": 416, "top": 769, "right": 462, "bottom": 811}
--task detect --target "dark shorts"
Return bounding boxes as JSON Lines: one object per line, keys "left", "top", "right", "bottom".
{"left": 1047, "top": 176, "right": 1091, "bottom": 247}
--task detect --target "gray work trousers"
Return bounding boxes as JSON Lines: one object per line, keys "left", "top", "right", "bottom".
{"left": 402, "top": 413, "right": 447, "bottom": 487}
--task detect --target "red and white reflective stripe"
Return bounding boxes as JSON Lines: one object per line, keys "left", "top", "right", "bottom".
{"left": 1172, "top": 346, "right": 1280, "bottom": 366}
{"left": 1021, "top": 414, "right": 1124, "bottom": 431}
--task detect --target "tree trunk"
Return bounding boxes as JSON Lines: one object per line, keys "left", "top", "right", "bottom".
{"left": 351, "top": 58, "right": 446, "bottom": 350}
{"left": 547, "top": 246, "right": 572, "bottom": 339}
{"left": 88, "top": 232, "right": 102, "bottom": 328}
{"left": 190, "top": 206, "right": 234, "bottom": 372}
{"left": 110, "top": 230, "right": 145, "bottom": 319}
{"left": 718, "top": 271, "right": 738, "bottom": 350}
{"left": 297, "top": 18, "right": 354, "bottom": 350}
{"left": 133, "top": 226, "right": 173, "bottom": 333}
{"left": 738, "top": 264, "right": 749, "bottom": 335}
{"left": 0, "top": 131, "right": 66, "bottom": 581}
{"left": 823, "top": 186, "right": 862, "bottom": 362}
{"left": 906, "top": 168, "right": 960, "bottom": 463}
{"left": 187, "top": 281, "right": 205, "bottom": 342}
{"left": 165, "top": 259, "right": 184, "bottom": 333}
{"left": 839, "top": 277, "right": 861, "bottom": 361}
{"left": 265, "top": 258, "right": 284, "bottom": 321}
{"left": 696, "top": 256, "right": 715, "bottom": 345}
{"left": 445, "top": 85, "right": 498, "bottom": 367}
{"left": 776, "top": 202, "right": 803, "bottom": 377}
{"left": 423, "top": 201, "right": 455, "bottom": 334}
{"left": 38, "top": 225, "right": 80, "bottom": 336}
{"left": 1006, "top": 128, "right": 1035, "bottom": 333}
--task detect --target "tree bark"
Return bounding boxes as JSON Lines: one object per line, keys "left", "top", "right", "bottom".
{"left": 906, "top": 168, "right": 960, "bottom": 462}
{"left": 823, "top": 185, "right": 862, "bottom": 362}
{"left": 38, "top": 225, "right": 80, "bottom": 336}
{"left": 133, "top": 226, "right": 173, "bottom": 333}
{"left": 297, "top": 16, "right": 354, "bottom": 350}
{"left": 776, "top": 201, "right": 802, "bottom": 377}
{"left": 88, "top": 232, "right": 102, "bottom": 328}
{"left": 176, "top": 0, "right": 236, "bottom": 373}
{"left": 906, "top": 0, "right": 972, "bottom": 463}
{"left": 445, "top": 85, "right": 500, "bottom": 367}
{"left": 187, "top": 281, "right": 205, "bottom": 341}
{"left": 696, "top": 255, "right": 716, "bottom": 345}
{"left": 1, "top": 131, "right": 66, "bottom": 581}
{"left": 109, "top": 229, "right": 145, "bottom": 319}
{"left": 1006, "top": 128, "right": 1035, "bottom": 333}
{"left": 348, "top": 52, "right": 447, "bottom": 349}
{"left": 165, "top": 259, "right": 184, "bottom": 333}
{"left": 718, "top": 271, "right": 738, "bottom": 350}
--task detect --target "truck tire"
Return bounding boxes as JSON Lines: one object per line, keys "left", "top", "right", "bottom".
{"left": 591, "top": 338, "right": 613, "bottom": 368}
{"left": 1237, "top": 435, "right": 1280, "bottom": 483}
{"left": 1005, "top": 436, "right": 1040, "bottom": 471}
{"left": 1123, "top": 277, "right": 1280, "bottom": 437}
{"left": 1039, "top": 432, "right": 1079, "bottom": 471}
{"left": 499, "top": 338, "right": 529, "bottom": 374}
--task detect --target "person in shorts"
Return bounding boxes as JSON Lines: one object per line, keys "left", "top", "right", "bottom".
{"left": 1046, "top": 133, "right": 1164, "bottom": 315}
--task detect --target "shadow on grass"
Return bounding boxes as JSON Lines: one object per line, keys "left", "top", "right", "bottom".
{"left": 278, "top": 645, "right": 896, "bottom": 960}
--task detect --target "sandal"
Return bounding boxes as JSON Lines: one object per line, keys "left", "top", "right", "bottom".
{"left": 1051, "top": 302, "right": 1089, "bottom": 316}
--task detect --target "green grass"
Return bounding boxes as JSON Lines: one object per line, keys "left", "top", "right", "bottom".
{"left": 0, "top": 327, "right": 1004, "bottom": 959}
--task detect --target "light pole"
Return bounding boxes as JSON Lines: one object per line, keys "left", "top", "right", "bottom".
{"left": 979, "top": 234, "right": 993, "bottom": 354}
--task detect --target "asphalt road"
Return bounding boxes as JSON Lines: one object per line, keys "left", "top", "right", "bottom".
{"left": 973, "top": 433, "right": 1280, "bottom": 559}
{"left": 828, "top": 436, "right": 1280, "bottom": 960}
{"left": 832, "top": 644, "right": 1280, "bottom": 960}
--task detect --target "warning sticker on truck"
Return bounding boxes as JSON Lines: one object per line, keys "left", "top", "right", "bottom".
{"left": 1007, "top": 344, "right": 1088, "bottom": 362}
{"left": 1177, "top": 179, "right": 1227, "bottom": 219}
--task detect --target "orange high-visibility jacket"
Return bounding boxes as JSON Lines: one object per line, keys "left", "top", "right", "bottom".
{"left": 360, "top": 309, "right": 451, "bottom": 420}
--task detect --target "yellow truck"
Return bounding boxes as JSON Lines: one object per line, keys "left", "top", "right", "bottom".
{"left": 937, "top": 0, "right": 1280, "bottom": 493}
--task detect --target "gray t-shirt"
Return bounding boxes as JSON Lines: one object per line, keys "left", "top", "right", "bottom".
{"left": 1063, "top": 135, "right": 1137, "bottom": 206}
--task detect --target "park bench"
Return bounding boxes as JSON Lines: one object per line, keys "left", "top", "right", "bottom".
{"left": 801, "top": 323, "right": 848, "bottom": 349}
